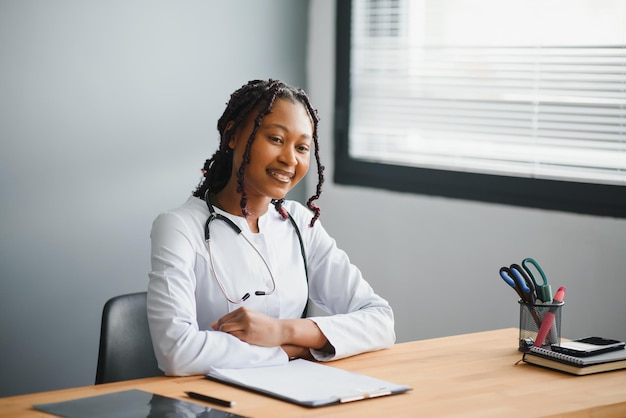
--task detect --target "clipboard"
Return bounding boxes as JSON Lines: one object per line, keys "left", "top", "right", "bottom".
{"left": 205, "top": 359, "right": 412, "bottom": 408}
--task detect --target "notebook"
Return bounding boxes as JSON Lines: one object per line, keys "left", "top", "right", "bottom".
{"left": 33, "top": 389, "right": 249, "bottom": 418}
{"left": 522, "top": 346, "right": 626, "bottom": 376}
{"left": 205, "top": 359, "right": 412, "bottom": 408}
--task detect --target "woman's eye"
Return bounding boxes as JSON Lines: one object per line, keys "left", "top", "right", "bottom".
{"left": 269, "top": 136, "right": 282, "bottom": 143}
{"left": 297, "top": 145, "right": 310, "bottom": 153}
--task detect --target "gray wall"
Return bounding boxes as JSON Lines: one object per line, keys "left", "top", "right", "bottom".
{"left": 307, "top": 1, "right": 626, "bottom": 345}
{"left": 0, "top": 0, "right": 308, "bottom": 397}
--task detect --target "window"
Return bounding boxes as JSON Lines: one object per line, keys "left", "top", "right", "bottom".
{"left": 335, "top": 0, "right": 626, "bottom": 217}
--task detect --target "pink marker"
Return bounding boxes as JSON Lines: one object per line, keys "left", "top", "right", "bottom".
{"left": 533, "top": 286, "right": 566, "bottom": 348}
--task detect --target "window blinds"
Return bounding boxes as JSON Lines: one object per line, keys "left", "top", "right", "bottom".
{"left": 349, "top": 0, "right": 626, "bottom": 185}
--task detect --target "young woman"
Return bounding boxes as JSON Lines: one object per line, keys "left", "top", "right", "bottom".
{"left": 147, "top": 79, "right": 395, "bottom": 375}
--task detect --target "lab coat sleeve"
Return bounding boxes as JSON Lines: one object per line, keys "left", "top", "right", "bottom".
{"left": 297, "top": 211, "right": 396, "bottom": 361}
{"left": 147, "top": 211, "right": 288, "bottom": 376}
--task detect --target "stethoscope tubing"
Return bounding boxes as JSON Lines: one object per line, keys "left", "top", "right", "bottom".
{"left": 202, "top": 190, "right": 309, "bottom": 317}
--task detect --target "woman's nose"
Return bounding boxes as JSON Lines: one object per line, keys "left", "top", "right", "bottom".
{"left": 279, "top": 146, "right": 297, "bottom": 165}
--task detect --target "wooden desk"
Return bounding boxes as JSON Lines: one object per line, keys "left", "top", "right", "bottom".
{"left": 2, "top": 328, "right": 625, "bottom": 417}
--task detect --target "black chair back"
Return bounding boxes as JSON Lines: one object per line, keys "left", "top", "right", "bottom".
{"left": 95, "top": 292, "right": 163, "bottom": 384}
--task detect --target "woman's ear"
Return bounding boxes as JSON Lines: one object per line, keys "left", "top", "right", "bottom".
{"left": 225, "top": 121, "right": 236, "bottom": 149}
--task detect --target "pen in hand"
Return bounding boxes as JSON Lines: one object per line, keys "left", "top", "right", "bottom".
{"left": 185, "top": 391, "right": 236, "bottom": 408}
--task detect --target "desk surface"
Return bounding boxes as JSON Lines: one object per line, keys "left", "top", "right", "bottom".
{"left": 2, "top": 328, "right": 626, "bottom": 418}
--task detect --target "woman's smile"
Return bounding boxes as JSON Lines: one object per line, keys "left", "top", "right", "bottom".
{"left": 267, "top": 168, "right": 294, "bottom": 183}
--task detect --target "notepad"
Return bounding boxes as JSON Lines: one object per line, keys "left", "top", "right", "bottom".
{"left": 205, "top": 359, "right": 412, "bottom": 408}
{"left": 522, "top": 346, "right": 626, "bottom": 376}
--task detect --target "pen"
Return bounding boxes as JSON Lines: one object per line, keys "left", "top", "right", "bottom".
{"left": 185, "top": 391, "right": 236, "bottom": 408}
{"left": 533, "top": 286, "right": 566, "bottom": 347}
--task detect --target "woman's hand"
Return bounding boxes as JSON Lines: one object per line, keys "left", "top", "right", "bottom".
{"left": 212, "top": 306, "right": 329, "bottom": 351}
{"left": 211, "top": 306, "right": 284, "bottom": 347}
{"left": 281, "top": 344, "right": 314, "bottom": 360}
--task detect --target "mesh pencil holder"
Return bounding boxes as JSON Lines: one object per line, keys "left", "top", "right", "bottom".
{"left": 518, "top": 300, "right": 564, "bottom": 352}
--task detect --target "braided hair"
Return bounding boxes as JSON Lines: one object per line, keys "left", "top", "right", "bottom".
{"left": 193, "top": 79, "right": 325, "bottom": 227}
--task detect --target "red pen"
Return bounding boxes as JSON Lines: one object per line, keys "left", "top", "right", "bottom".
{"left": 533, "top": 286, "right": 566, "bottom": 348}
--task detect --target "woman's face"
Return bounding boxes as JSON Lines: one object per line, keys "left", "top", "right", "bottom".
{"left": 228, "top": 98, "right": 314, "bottom": 202}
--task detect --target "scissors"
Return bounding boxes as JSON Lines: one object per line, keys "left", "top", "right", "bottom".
{"left": 499, "top": 264, "right": 536, "bottom": 305}
{"left": 521, "top": 257, "right": 553, "bottom": 302}
{"left": 499, "top": 264, "right": 542, "bottom": 328}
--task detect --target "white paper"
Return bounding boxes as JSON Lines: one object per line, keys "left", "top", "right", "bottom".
{"left": 207, "top": 359, "right": 411, "bottom": 406}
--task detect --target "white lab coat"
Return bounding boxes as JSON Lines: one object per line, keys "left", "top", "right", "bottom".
{"left": 148, "top": 196, "right": 395, "bottom": 376}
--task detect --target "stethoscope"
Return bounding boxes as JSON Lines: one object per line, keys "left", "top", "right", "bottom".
{"left": 203, "top": 190, "right": 308, "bottom": 307}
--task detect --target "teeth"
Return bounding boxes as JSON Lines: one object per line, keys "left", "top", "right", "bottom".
{"left": 269, "top": 170, "right": 292, "bottom": 182}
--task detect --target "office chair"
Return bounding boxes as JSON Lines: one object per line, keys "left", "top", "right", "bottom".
{"left": 95, "top": 291, "right": 164, "bottom": 384}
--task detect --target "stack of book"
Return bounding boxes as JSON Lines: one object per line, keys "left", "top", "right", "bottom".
{"left": 522, "top": 346, "right": 626, "bottom": 376}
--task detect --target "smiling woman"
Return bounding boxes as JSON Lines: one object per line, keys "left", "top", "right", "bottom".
{"left": 193, "top": 80, "right": 324, "bottom": 228}
{"left": 218, "top": 97, "right": 315, "bottom": 232}
{"left": 147, "top": 79, "right": 396, "bottom": 376}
